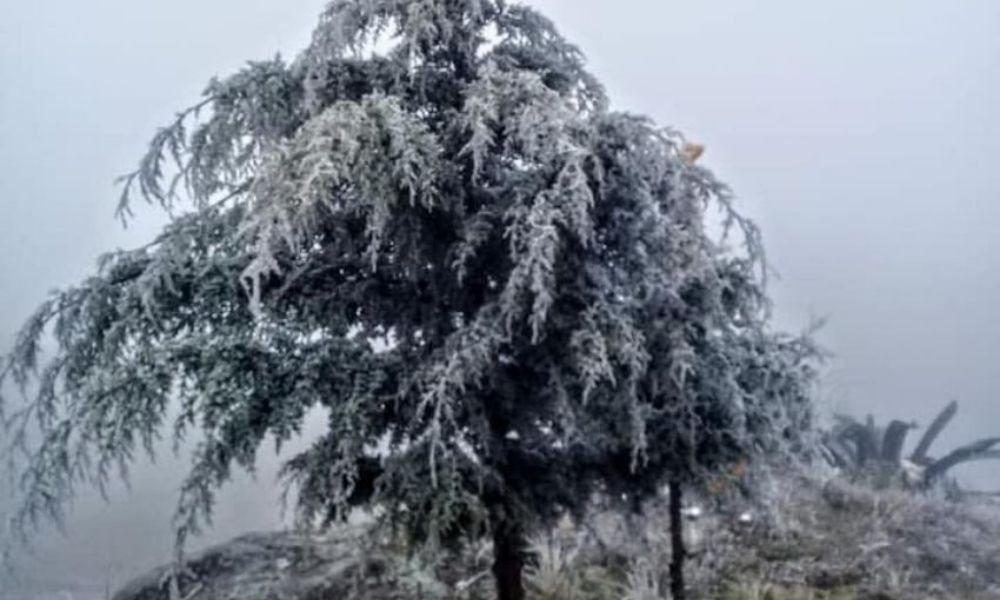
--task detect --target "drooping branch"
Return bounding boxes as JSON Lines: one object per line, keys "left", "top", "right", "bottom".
{"left": 925, "top": 437, "right": 1000, "bottom": 485}
{"left": 911, "top": 400, "right": 958, "bottom": 463}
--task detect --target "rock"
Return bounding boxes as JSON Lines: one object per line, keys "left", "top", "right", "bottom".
{"left": 111, "top": 526, "right": 405, "bottom": 600}
{"left": 807, "top": 565, "right": 865, "bottom": 590}
{"left": 821, "top": 477, "right": 877, "bottom": 512}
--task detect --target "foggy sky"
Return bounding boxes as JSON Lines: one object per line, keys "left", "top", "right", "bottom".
{"left": 1, "top": 0, "right": 998, "bottom": 592}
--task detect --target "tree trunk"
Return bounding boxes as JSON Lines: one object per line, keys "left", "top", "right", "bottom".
{"left": 492, "top": 521, "right": 526, "bottom": 600}
{"left": 668, "top": 479, "right": 686, "bottom": 600}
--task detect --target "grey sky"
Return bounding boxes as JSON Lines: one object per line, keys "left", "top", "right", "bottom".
{"left": 1, "top": 0, "right": 998, "bottom": 592}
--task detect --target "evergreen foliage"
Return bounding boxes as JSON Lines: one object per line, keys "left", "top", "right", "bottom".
{"left": 1, "top": 1, "right": 818, "bottom": 597}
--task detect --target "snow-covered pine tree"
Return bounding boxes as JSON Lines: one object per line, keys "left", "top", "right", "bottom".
{"left": 1, "top": 1, "right": 817, "bottom": 598}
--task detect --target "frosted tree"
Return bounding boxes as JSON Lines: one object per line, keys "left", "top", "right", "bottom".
{"left": 0, "top": 1, "right": 817, "bottom": 598}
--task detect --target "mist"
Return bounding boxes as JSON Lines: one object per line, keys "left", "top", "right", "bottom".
{"left": 1, "top": 0, "right": 998, "bottom": 593}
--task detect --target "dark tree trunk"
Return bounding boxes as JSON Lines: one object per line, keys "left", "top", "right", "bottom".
{"left": 668, "top": 479, "right": 687, "bottom": 600}
{"left": 492, "top": 520, "right": 527, "bottom": 600}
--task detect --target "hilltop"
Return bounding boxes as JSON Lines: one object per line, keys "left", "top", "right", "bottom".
{"left": 21, "top": 472, "right": 987, "bottom": 600}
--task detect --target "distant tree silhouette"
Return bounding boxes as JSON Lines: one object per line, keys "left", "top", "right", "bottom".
{"left": 822, "top": 401, "right": 1000, "bottom": 490}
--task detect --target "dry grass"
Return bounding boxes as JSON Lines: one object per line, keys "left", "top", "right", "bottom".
{"left": 533, "top": 470, "right": 1000, "bottom": 600}
{"left": 719, "top": 581, "right": 857, "bottom": 600}
{"left": 523, "top": 528, "right": 622, "bottom": 600}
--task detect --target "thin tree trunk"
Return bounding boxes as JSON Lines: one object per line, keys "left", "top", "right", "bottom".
{"left": 668, "top": 479, "right": 686, "bottom": 600}
{"left": 492, "top": 521, "right": 527, "bottom": 600}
